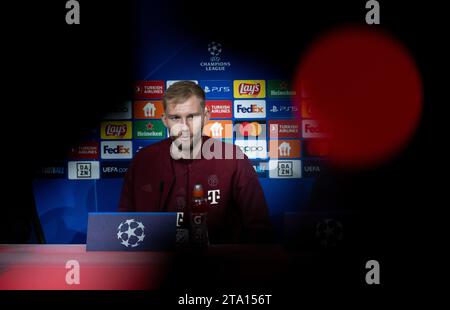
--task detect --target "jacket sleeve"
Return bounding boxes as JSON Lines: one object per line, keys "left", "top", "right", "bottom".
{"left": 118, "top": 160, "right": 136, "bottom": 212}
{"left": 232, "top": 151, "right": 274, "bottom": 243}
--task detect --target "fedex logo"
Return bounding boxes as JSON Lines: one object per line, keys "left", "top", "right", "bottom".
{"left": 302, "top": 120, "right": 329, "bottom": 138}
{"left": 236, "top": 104, "right": 263, "bottom": 113}
{"left": 101, "top": 141, "right": 133, "bottom": 159}
{"left": 234, "top": 100, "right": 266, "bottom": 119}
{"left": 104, "top": 145, "right": 130, "bottom": 154}
{"left": 233, "top": 80, "right": 266, "bottom": 98}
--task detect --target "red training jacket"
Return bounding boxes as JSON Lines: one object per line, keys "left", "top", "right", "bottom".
{"left": 118, "top": 137, "right": 273, "bottom": 243}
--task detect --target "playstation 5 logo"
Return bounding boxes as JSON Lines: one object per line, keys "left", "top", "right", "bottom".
{"left": 200, "top": 80, "right": 232, "bottom": 99}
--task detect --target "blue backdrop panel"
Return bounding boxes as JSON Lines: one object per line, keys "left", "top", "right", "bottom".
{"left": 32, "top": 179, "right": 98, "bottom": 243}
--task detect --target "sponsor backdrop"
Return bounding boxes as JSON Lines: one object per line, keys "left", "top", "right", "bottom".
{"left": 32, "top": 14, "right": 328, "bottom": 244}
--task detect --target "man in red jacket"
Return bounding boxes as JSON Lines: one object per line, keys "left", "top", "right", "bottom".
{"left": 119, "top": 81, "right": 273, "bottom": 243}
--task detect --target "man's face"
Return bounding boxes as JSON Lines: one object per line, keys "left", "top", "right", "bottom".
{"left": 162, "top": 95, "right": 209, "bottom": 146}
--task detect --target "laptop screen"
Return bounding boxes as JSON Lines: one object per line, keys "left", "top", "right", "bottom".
{"left": 86, "top": 212, "right": 177, "bottom": 251}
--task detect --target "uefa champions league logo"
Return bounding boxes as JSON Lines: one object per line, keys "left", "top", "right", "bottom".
{"left": 208, "top": 41, "right": 222, "bottom": 57}
{"left": 200, "top": 41, "right": 231, "bottom": 71}
{"left": 117, "top": 219, "right": 146, "bottom": 248}
{"left": 315, "top": 218, "right": 343, "bottom": 248}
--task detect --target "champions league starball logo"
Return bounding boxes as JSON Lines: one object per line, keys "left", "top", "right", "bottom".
{"left": 208, "top": 41, "right": 222, "bottom": 57}
{"left": 315, "top": 218, "right": 343, "bottom": 248}
{"left": 117, "top": 219, "right": 146, "bottom": 248}
{"left": 200, "top": 41, "right": 231, "bottom": 71}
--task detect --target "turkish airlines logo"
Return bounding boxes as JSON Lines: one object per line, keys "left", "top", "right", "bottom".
{"left": 68, "top": 142, "right": 99, "bottom": 160}
{"left": 268, "top": 120, "right": 300, "bottom": 138}
{"left": 206, "top": 100, "right": 232, "bottom": 118}
{"left": 134, "top": 81, "right": 164, "bottom": 99}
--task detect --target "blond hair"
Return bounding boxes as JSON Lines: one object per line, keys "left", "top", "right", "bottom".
{"left": 162, "top": 81, "right": 205, "bottom": 111}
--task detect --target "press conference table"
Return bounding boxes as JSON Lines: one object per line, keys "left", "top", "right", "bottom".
{"left": 0, "top": 244, "right": 291, "bottom": 290}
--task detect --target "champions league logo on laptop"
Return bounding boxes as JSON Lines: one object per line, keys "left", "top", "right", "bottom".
{"left": 87, "top": 213, "right": 177, "bottom": 251}
{"left": 116, "top": 219, "right": 146, "bottom": 248}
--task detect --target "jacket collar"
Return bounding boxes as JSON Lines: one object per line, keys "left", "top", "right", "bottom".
{"left": 157, "top": 136, "right": 212, "bottom": 211}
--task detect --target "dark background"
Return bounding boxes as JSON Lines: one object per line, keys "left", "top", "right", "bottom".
{"left": 1, "top": 0, "right": 443, "bottom": 304}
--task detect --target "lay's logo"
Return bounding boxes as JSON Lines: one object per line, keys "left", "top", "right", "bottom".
{"left": 106, "top": 125, "right": 127, "bottom": 136}
{"left": 101, "top": 121, "right": 132, "bottom": 139}
{"left": 239, "top": 83, "right": 260, "bottom": 95}
{"left": 234, "top": 80, "right": 266, "bottom": 98}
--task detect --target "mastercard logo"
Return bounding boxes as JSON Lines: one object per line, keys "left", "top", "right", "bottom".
{"left": 238, "top": 122, "right": 262, "bottom": 137}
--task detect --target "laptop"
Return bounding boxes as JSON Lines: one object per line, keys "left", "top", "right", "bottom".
{"left": 86, "top": 212, "right": 178, "bottom": 251}
{"left": 283, "top": 211, "right": 348, "bottom": 252}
